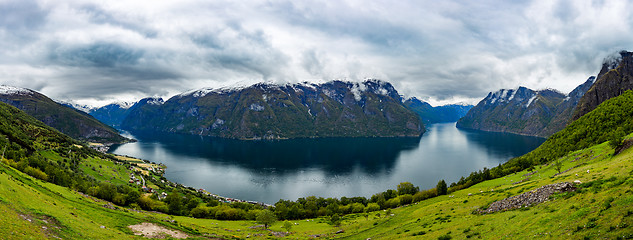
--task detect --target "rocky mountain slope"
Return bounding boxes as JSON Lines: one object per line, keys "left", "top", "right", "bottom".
{"left": 456, "top": 77, "right": 594, "bottom": 137}
{"left": 120, "top": 79, "right": 424, "bottom": 139}
{"left": 573, "top": 50, "right": 633, "bottom": 120}
{"left": 403, "top": 97, "right": 473, "bottom": 124}
{"left": 0, "top": 85, "right": 127, "bottom": 143}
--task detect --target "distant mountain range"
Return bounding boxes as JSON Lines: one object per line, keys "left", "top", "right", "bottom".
{"left": 87, "top": 102, "right": 135, "bottom": 128}
{"left": 403, "top": 98, "right": 473, "bottom": 124}
{"left": 118, "top": 79, "right": 425, "bottom": 139}
{"left": 457, "top": 50, "right": 633, "bottom": 137}
{"left": 0, "top": 85, "right": 128, "bottom": 143}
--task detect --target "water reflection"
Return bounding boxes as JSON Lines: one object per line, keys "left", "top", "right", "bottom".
{"left": 458, "top": 127, "right": 546, "bottom": 157}
{"left": 109, "top": 123, "right": 545, "bottom": 203}
{"left": 112, "top": 131, "right": 421, "bottom": 175}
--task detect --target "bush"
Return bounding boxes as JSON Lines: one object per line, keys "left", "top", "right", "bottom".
{"left": 413, "top": 189, "right": 437, "bottom": 202}
{"left": 399, "top": 194, "right": 413, "bottom": 205}
{"left": 350, "top": 203, "right": 365, "bottom": 213}
{"left": 190, "top": 206, "right": 210, "bottom": 218}
{"left": 24, "top": 166, "right": 48, "bottom": 181}
{"left": 385, "top": 198, "right": 401, "bottom": 209}
{"left": 365, "top": 203, "right": 380, "bottom": 212}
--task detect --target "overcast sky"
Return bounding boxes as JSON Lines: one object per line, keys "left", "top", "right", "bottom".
{"left": 1, "top": 0, "right": 632, "bottom": 106}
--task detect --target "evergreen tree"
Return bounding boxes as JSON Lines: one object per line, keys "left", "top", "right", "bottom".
{"left": 436, "top": 179, "right": 448, "bottom": 195}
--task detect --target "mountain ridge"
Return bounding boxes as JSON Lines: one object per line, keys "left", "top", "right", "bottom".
{"left": 0, "top": 85, "right": 128, "bottom": 144}
{"left": 403, "top": 97, "right": 473, "bottom": 124}
{"left": 456, "top": 77, "right": 595, "bottom": 137}
{"left": 120, "top": 79, "right": 424, "bottom": 139}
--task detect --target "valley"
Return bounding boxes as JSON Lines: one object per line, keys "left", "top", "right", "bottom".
{"left": 108, "top": 123, "right": 543, "bottom": 204}
{"left": 1, "top": 123, "right": 632, "bottom": 239}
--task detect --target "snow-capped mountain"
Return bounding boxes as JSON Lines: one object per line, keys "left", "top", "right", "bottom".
{"left": 403, "top": 97, "right": 473, "bottom": 124}
{"left": 87, "top": 101, "right": 139, "bottom": 128}
{"left": 0, "top": 85, "right": 34, "bottom": 96}
{"left": 120, "top": 79, "right": 423, "bottom": 139}
{"left": 457, "top": 76, "right": 595, "bottom": 137}
{"left": 56, "top": 100, "right": 95, "bottom": 113}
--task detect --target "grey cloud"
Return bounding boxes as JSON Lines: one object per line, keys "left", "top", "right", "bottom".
{"left": 78, "top": 4, "right": 159, "bottom": 38}
{"left": 266, "top": 1, "right": 421, "bottom": 52}
{"left": 0, "top": 0, "right": 48, "bottom": 30}
{"left": 301, "top": 49, "right": 324, "bottom": 76}
{"left": 49, "top": 42, "right": 144, "bottom": 67}
{"left": 191, "top": 24, "right": 290, "bottom": 81}
{"left": 1, "top": 0, "right": 633, "bottom": 106}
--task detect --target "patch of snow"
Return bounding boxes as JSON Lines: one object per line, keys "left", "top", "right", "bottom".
{"left": 113, "top": 101, "right": 135, "bottom": 109}
{"left": 212, "top": 119, "right": 224, "bottom": 129}
{"left": 296, "top": 82, "right": 318, "bottom": 91}
{"left": 0, "top": 85, "right": 32, "bottom": 96}
{"left": 307, "top": 109, "right": 312, "bottom": 116}
{"left": 179, "top": 85, "right": 250, "bottom": 98}
{"left": 501, "top": 89, "right": 509, "bottom": 100}
{"left": 55, "top": 100, "right": 94, "bottom": 113}
{"left": 322, "top": 88, "right": 337, "bottom": 99}
{"left": 147, "top": 98, "right": 164, "bottom": 105}
{"left": 349, "top": 82, "right": 367, "bottom": 101}
{"left": 525, "top": 95, "right": 537, "bottom": 108}
{"left": 249, "top": 103, "right": 264, "bottom": 111}
{"left": 454, "top": 102, "right": 471, "bottom": 106}
{"left": 375, "top": 87, "right": 389, "bottom": 96}
{"left": 588, "top": 76, "right": 596, "bottom": 84}
{"left": 508, "top": 88, "right": 518, "bottom": 101}
{"left": 538, "top": 88, "right": 563, "bottom": 94}
{"left": 262, "top": 94, "right": 268, "bottom": 102}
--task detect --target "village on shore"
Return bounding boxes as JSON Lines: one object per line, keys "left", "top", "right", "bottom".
{"left": 108, "top": 152, "right": 272, "bottom": 208}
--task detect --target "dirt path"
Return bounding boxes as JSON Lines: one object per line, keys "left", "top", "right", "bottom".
{"left": 128, "top": 222, "right": 188, "bottom": 239}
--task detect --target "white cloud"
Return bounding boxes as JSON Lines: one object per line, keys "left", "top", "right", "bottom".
{"left": 0, "top": 0, "right": 632, "bottom": 106}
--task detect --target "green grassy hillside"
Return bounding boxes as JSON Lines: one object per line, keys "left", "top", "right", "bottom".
{"left": 1, "top": 128, "right": 632, "bottom": 239}
{"left": 0, "top": 87, "right": 127, "bottom": 143}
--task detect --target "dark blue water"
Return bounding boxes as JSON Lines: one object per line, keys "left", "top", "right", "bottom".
{"left": 109, "top": 123, "right": 545, "bottom": 204}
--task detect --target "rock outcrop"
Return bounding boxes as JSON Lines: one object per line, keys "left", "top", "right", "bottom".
{"left": 478, "top": 182, "right": 576, "bottom": 214}
{"left": 573, "top": 50, "right": 633, "bottom": 120}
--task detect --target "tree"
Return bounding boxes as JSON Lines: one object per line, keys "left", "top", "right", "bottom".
{"left": 554, "top": 158, "right": 563, "bottom": 174}
{"left": 282, "top": 221, "right": 293, "bottom": 232}
{"left": 165, "top": 192, "right": 184, "bottom": 215}
{"left": 436, "top": 179, "right": 448, "bottom": 195}
{"left": 256, "top": 209, "right": 277, "bottom": 229}
{"left": 609, "top": 127, "right": 625, "bottom": 149}
{"left": 397, "top": 182, "right": 419, "bottom": 195}
{"left": 329, "top": 214, "right": 341, "bottom": 226}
